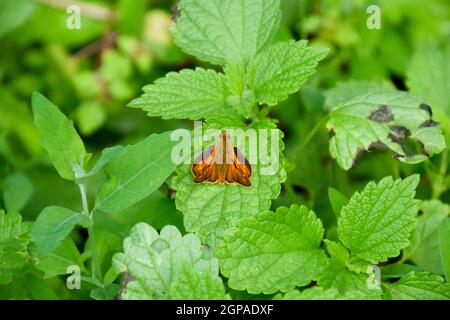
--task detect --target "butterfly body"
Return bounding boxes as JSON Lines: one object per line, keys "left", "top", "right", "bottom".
{"left": 192, "top": 131, "right": 252, "bottom": 186}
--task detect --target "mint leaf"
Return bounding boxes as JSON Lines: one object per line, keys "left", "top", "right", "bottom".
{"left": 247, "top": 40, "right": 327, "bottom": 106}
{"left": 407, "top": 43, "right": 450, "bottom": 130}
{"left": 0, "top": 211, "right": 30, "bottom": 284}
{"left": 31, "top": 92, "right": 88, "bottom": 180}
{"left": 95, "top": 132, "right": 177, "bottom": 213}
{"left": 327, "top": 90, "right": 446, "bottom": 170}
{"left": 33, "top": 237, "right": 88, "bottom": 278}
{"left": 403, "top": 200, "right": 449, "bottom": 275}
{"left": 128, "top": 68, "right": 237, "bottom": 120}
{"left": 31, "top": 206, "right": 91, "bottom": 255}
{"left": 216, "top": 205, "right": 327, "bottom": 294}
{"left": 440, "top": 217, "right": 450, "bottom": 282}
{"left": 2, "top": 172, "right": 33, "bottom": 213}
{"left": 172, "top": 0, "right": 281, "bottom": 66}
{"left": 383, "top": 272, "right": 450, "bottom": 300}
{"left": 324, "top": 240, "right": 349, "bottom": 264}
{"left": 173, "top": 126, "right": 285, "bottom": 246}
{"left": 338, "top": 175, "right": 420, "bottom": 264}
{"left": 113, "top": 224, "right": 226, "bottom": 300}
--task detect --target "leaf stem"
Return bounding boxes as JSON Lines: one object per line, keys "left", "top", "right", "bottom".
{"left": 391, "top": 158, "right": 400, "bottom": 179}
{"left": 292, "top": 114, "right": 329, "bottom": 162}
{"left": 77, "top": 182, "right": 103, "bottom": 284}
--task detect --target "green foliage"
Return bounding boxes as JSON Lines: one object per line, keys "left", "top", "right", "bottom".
{"left": 31, "top": 92, "right": 88, "bottom": 181}
{"left": 383, "top": 272, "right": 450, "bottom": 300}
{"left": 338, "top": 175, "right": 420, "bottom": 263}
{"left": 172, "top": 0, "right": 281, "bottom": 66}
{"left": 247, "top": 40, "right": 328, "bottom": 105}
{"left": 216, "top": 205, "right": 326, "bottom": 294}
{"left": 1, "top": 0, "right": 449, "bottom": 301}
{"left": 31, "top": 206, "right": 91, "bottom": 255}
{"left": 95, "top": 132, "right": 178, "bottom": 213}
{"left": 112, "top": 224, "right": 227, "bottom": 299}
{"left": 328, "top": 90, "right": 445, "bottom": 170}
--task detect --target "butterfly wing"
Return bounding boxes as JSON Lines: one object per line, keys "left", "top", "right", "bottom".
{"left": 192, "top": 145, "right": 218, "bottom": 183}
{"left": 225, "top": 147, "right": 252, "bottom": 186}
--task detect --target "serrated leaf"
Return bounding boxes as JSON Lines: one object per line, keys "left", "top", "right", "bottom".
{"left": 247, "top": 40, "right": 327, "bottom": 106}
{"left": 173, "top": 126, "right": 285, "bottom": 246}
{"left": 403, "top": 200, "right": 449, "bottom": 275}
{"left": 31, "top": 92, "right": 88, "bottom": 181}
{"left": 440, "top": 217, "right": 450, "bottom": 282}
{"left": 172, "top": 0, "right": 281, "bottom": 66}
{"left": 95, "top": 132, "right": 177, "bottom": 213}
{"left": 113, "top": 223, "right": 226, "bottom": 300}
{"left": 338, "top": 175, "right": 420, "bottom": 264}
{"left": 31, "top": 206, "right": 91, "bottom": 255}
{"left": 0, "top": 211, "right": 30, "bottom": 284}
{"left": 33, "top": 237, "right": 88, "bottom": 278}
{"left": 128, "top": 68, "right": 237, "bottom": 121}
{"left": 406, "top": 43, "right": 450, "bottom": 130}
{"left": 216, "top": 205, "right": 327, "bottom": 294}
{"left": 383, "top": 272, "right": 450, "bottom": 300}
{"left": 327, "top": 90, "right": 446, "bottom": 170}
{"left": 2, "top": 172, "right": 33, "bottom": 213}
{"left": 324, "top": 240, "right": 349, "bottom": 264}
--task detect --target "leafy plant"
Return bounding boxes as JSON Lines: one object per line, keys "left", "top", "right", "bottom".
{"left": 1, "top": 0, "right": 449, "bottom": 300}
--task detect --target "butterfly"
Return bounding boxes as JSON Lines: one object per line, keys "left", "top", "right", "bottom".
{"left": 192, "top": 131, "right": 252, "bottom": 186}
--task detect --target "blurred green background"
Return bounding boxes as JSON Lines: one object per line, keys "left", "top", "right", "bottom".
{"left": 0, "top": 0, "right": 449, "bottom": 298}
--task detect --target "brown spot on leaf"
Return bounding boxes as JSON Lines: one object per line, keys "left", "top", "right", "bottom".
{"left": 368, "top": 105, "right": 394, "bottom": 123}
{"left": 419, "top": 119, "right": 438, "bottom": 128}
{"left": 419, "top": 103, "right": 432, "bottom": 117}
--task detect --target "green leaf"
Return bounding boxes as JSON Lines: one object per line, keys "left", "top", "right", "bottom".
{"left": 247, "top": 40, "right": 327, "bottom": 106}
{"left": 0, "top": 0, "right": 35, "bottom": 38}
{"left": 381, "top": 264, "right": 424, "bottom": 280}
{"left": 327, "top": 90, "right": 446, "bottom": 170}
{"left": 31, "top": 206, "right": 91, "bottom": 255}
{"left": 328, "top": 188, "right": 348, "bottom": 219}
{"left": 248, "top": 40, "right": 328, "bottom": 105}
{"left": 280, "top": 287, "right": 374, "bottom": 300}
{"left": 324, "top": 80, "right": 395, "bottom": 110}
{"left": 406, "top": 43, "right": 450, "bottom": 130}
{"left": 31, "top": 92, "right": 88, "bottom": 181}
{"left": 440, "top": 217, "right": 450, "bottom": 282}
{"left": 172, "top": 0, "right": 281, "bottom": 66}
{"left": 0, "top": 211, "right": 30, "bottom": 284}
{"left": 338, "top": 175, "right": 421, "bottom": 264}
{"left": 128, "top": 68, "right": 237, "bottom": 120}
{"left": 81, "top": 145, "right": 125, "bottom": 180}
{"left": 403, "top": 200, "right": 449, "bottom": 275}
{"left": 113, "top": 224, "right": 227, "bottom": 300}
{"left": 90, "top": 283, "right": 121, "bottom": 300}
{"left": 33, "top": 238, "right": 88, "bottom": 278}
{"left": 173, "top": 126, "right": 285, "bottom": 246}
{"left": 3, "top": 172, "right": 33, "bottom": 213}
{"left": 170, "top": 263, "right": 229, "bottom": 300}
{"left": 216, "top": 205, "right": 327, "bottom": 294}
{"left": 324, "top": 240, "right": 349, "bottom": 264}
{"left": 317, "top": 258, "right": 382, "bottom": 299}
{"left": 383, "top": 272, "right": 450, "bottom": 300}
{"left": 95, "top": 132, "right": 178, "bottom": 213}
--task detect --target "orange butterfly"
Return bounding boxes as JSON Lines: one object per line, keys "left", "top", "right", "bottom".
{"left": 192, "top": 131, "right": 252, "bottom": 186}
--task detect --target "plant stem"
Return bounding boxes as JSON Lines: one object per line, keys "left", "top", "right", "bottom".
{"left": 292, "top": 115, "right": 328, "bottom": 162}
{"left": 432, "top": 150, "right": 448, "bottom": 199}
{"left": 78, "top": 182, "right": 103, "bottom": 284}
{"left": 391, "top": 158, "right": 400, "bottom": 179}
